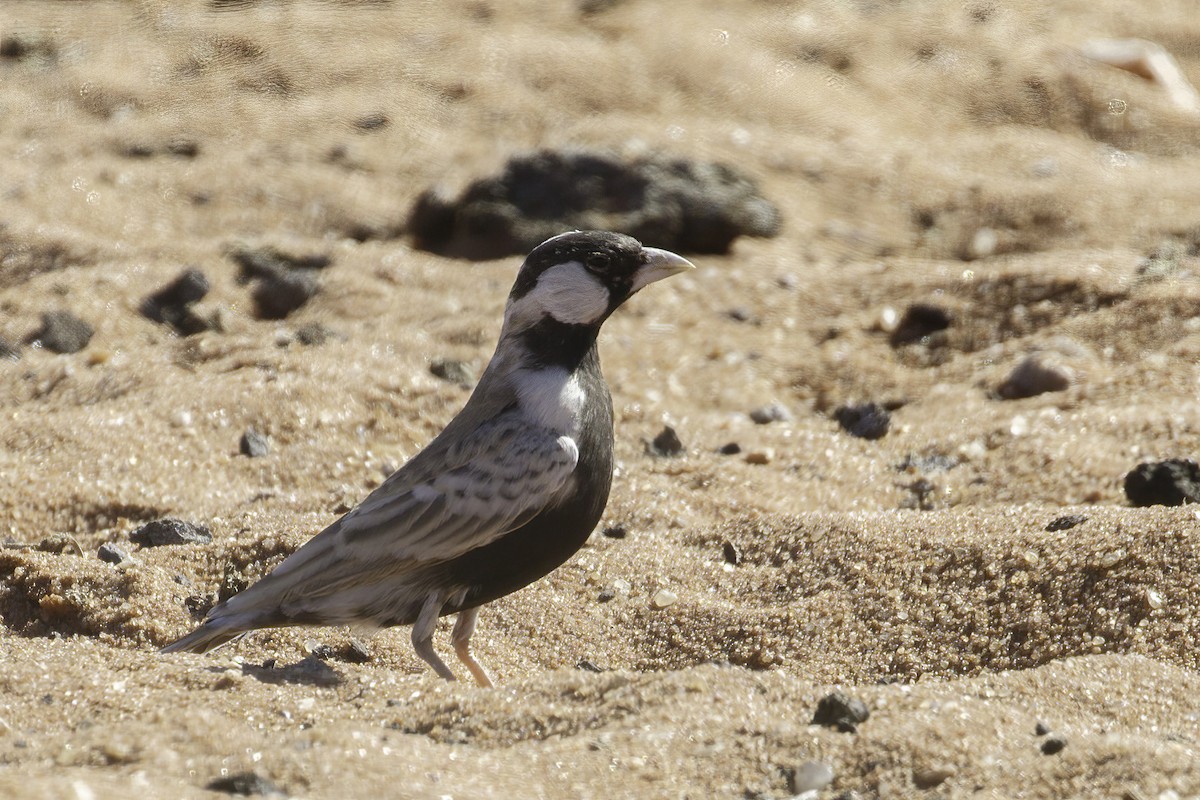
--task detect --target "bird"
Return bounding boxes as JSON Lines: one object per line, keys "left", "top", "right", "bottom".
{"left": 161, "top": 230, "right": 694, "bottom": 686}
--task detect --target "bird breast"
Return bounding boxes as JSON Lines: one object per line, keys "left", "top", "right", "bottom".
{"left": 513, "top": 366, "right": 586, "bottom": 436}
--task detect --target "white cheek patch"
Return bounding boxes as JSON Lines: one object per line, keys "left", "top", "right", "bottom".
{"left": 525, "top": 261, "right": 612, "bottom": 325}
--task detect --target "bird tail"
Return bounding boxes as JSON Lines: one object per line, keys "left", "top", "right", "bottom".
{"left": 159, "top": 620, "right": 250, "bottom": 654}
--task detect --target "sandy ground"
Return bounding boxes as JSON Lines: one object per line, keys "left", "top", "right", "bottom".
{"left": 3, "top": 1, "right": 1200, "bottom": 798}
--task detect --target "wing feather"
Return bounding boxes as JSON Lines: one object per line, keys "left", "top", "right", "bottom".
{"left": 324, "top": 411, "right": 577, "bottom": 561}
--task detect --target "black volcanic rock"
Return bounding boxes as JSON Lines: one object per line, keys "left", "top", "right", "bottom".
{"left": 409, "top": 148, "right": 781, "bottom": 259}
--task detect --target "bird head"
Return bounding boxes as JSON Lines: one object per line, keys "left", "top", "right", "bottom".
{"left": 503, "top": 231, "right": 694, "bottom": 333}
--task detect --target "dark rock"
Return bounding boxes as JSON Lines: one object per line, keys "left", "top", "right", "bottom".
{"left": 749, "top": 403, "right": 791, "bottom": 424}
{"left": 430, "top": 358, "right": 476, "bottom": 387}
{"left": 344, "top": 639, "right": 372, "bottom": 663}
{"left": 576, "top": 659, "right": 604, "bottom": 673}
{"left": 295, "top": 321, "right": 332, "bottom": 346}
{"left": 251, "top": 268, "right": 321, "bottom": 320}
{"left": 184, "top": 594, "right": 213, "bottom": 618}
{"left": 119, "top": 142, "right": 155, "bottom": 159}
{"left": 97, "top": 543, "right": 130, "bottom": 564}
{"left": 145, "top": 268, "right": 210, "bottom": 310}
{"left": 141, "top": 268, "right": 212, "bottom": 336}
{"left": 206, "top": 771, "right": 281, "bottom": 796}
{"left": 1124, "top": 459, "right": 1200, "bottom": 507}
{"left": 648, "top": 425, "right": 685, "bottom": 457}
{"left": 166, "top": 139, "right": 200, "bottom": 158}
{"left": 229, "top": 246, "right": 331, "bottom": 319}
{"left": 308, "top": 643, "right": 336, "bottom": 660}
{"left": 726, "top": 307, "right": 755, "bottom": 323}
{"left": 231, "top": 246, "right": 331, "bottom": 278}
{"left": 219, "top": 562, "right": 248, "bottom": 602}
{"left": 722, "top": 540, "right": 741, "bottom": 565}
{"left": 408, "top": 148, "right": 781, "bottom": 259}
{"left": 834, "top": 402, "right": 891, "bottom": 440}
{"left": 1040, "top": 733, "right": 1067, "bottom": 755}
{"left": 998, "top": 351, "right": 1075, "bottom": 399}
{"left": 1045, "top": 514, "right": 1087, "bottom": 532}
{"left": 239, "top": 427, "right": 270, "bottom": 457}
{"left": 0, "top": 34, "right": 56, "bottom": 62}
{"left": 0, "top": 335, "right": 20, "bottom": 361}
{"left": 597, "top": 587, "right": 617, "bottom": 602}
{"left": 1034, "top": 720, "right": 1052, "bottom": 736}
{"left": 889, "top": 303, "right": 952, "bottom": 346}
{"left": 718, "top": 442, "right": 742, "bottom": 455}
{"left": 602, "top": 524, "right": 628, "bottom": 539}
{"left": 812, "top": 692, "right": 870, "bottom": 733}
{"left": 31, "top": 310, "right": 94, "bottom": 354}
{"left": 129, "top": 518, "right": 213, "bottom": 547}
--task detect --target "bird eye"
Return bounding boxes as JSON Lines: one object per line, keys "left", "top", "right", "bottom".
{"left": 584, "top": 253, "right": 611, "bottom": 273}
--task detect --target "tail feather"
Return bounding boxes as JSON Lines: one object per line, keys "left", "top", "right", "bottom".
{"left": 159, "top": 622, "right": 248, "bottom": 654}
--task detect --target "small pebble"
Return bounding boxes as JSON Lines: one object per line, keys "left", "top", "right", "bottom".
{"left": 1145, "top": 588, "right": 1165, "bottom": 610}
{"left": 651, "top": 589, "right": 678, "bottom": 608}
{"left": 32, "top": 310, "right": 94, "bottom": 354}
{"left": 877, "top": 305, "right": 900, "bottom": 333}
{"left": 749, "top": 403, "right": 791, "bottom": 424}
{"left": 606, "top": 578, "right": 632, "bottom": 598}
{"left": 97, "top": 542, "right": 130, "bottom": 564}
{"left": 967, "top": 227, "right": 998, "bottom": 259}
{"left": 998, "top": 351, "right": 1075, "bottom": 399}
{"left": 430, "top": 358, "right": 476, "bottom": 387}
{"left": 129, "top": 518, "right": 213, "bottom": 547}
{"left": 834, "top": 402, "right": 891, "bottom": 440}
{"left": 1034, "top": 721, "right": 1052, "bottom": 736}
{"left": 913, "top": 765, "right": 956, "bottom": 789}
{"left": 649, "top": 426, "right": 685, "bottom": 457}
{"left": 206, "top": 770, "right": 281, "bottom": 796}
{"left": 345, "top": 639, "right": 372, "bottom": 663}
{"left": 1040, "top": 733, "right": 1067, "bottom": 755}
{"left": 602, "top": 524, "right": 627, "bottom": 539}
{"left": 812, "top": 692, "right": 870, "bottom": 733}
{"left": 295, "top": 321, "right": 333, "bottom": 346}
{"left": 239, "top": 428, "right": 270, "bottom": 458}
{"left": 744, "top": 449, "right": 773, "bottom": 465}
{"left": 718, "top": 442, "right": 741, "bottom": 455}
{"left": 1045, "top": 514, "right": 1087, "bottom": 532}
{"left": 789, "top": 761, "right": 835, "bottom": 794}
{"left": 576, "top": 659, "right": 604, "bottom": 673}
{"left": 889, "top": 302, "right": 952, "bottom": 346}
{"left": 722, "top": 540, "right": 741, "bottom": 565}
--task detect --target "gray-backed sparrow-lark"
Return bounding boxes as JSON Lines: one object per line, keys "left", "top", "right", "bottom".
{"left": 161, "top": 230, "right": 694, "bottom": 686}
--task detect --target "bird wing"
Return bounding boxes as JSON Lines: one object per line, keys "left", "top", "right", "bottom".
{"left": 267, "top": 410, "right": 580, "bottom": 588}
{"left": 338, "top": 412, "right": 580, "bottom": 561}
